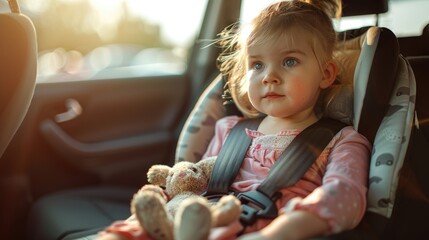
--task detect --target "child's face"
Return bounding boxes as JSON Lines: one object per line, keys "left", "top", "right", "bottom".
{"left": 246, "top": 28, "right": 332, "bottom": 121}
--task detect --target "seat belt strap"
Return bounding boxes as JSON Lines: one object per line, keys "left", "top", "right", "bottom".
{"left": 205, "top": 117, "right": 263, "bottom": 195}
{"left": 257, "top": 118, "right": 347, "bottom": 198}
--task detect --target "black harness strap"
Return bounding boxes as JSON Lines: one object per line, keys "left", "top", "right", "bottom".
{"left": 205, "top": 117, "right": 347, "bottom": 225}
{"left": 205, "top": 117, "right": 263, "bottom": 196}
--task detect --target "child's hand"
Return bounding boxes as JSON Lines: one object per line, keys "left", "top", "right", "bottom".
{"left": 239, "top": 209, "right": 330, "bottom": 240}
{"left": 238, "top": 229, "right": 290, "bottom": 240}
{"left": 279, "top": 197, "right": 302, "bottom": 214}
{"left": 238, "top": 198, "right": 303, "bottom": 240}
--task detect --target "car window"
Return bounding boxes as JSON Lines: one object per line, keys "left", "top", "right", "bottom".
{"left": 240, "top": 0, "right": 428, "bottom": 37}
{"left": 20, "top": 0, "right": 208, "bottom": 82}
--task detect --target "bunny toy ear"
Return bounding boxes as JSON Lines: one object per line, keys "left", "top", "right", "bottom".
{"left": 196, "top": 156, "right": 217, "bottom": 178}
{"left": 147, "top": 164, "right": 171, "bottom": 187}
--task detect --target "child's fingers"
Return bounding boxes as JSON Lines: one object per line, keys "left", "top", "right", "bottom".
{"left": 279, "top": 197, "right": 303, "bottom": 214}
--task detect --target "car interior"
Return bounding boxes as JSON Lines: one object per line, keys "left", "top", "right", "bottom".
{"left": 1, "top": 0, "right": 428, "bottom": 240}
{"left": 0, "top": 0, "right": 37, "bottom": 237}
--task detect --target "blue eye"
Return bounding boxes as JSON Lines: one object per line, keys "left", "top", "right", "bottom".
{"left": 283, "top": 58, "right": 298, "bottom": 67}
{"left": 252, "top": 62, "right": 264, "bottom": 70}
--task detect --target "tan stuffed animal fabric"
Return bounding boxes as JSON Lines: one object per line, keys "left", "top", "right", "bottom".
{"left": 131, "top": 157, "right": 241, "bottom": 240}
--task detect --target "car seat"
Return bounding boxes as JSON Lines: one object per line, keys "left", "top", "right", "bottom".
{"left": 0, "top": 0, "right": 37, "bottom": 238}
{"left": 27, "top": 25, "right": 416, "bottom": 240}
{"left": 0, "top": 0, "right": 37, "bottom": 158}
{"left": 175, "top": 26, "right": 416, "bottom": 240}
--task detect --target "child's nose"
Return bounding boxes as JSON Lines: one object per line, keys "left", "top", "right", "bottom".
{"left": 262, "top": 73, "right": 281, "bottom": 84}
{"left": 262, "top": 65, "right": 281, "bottom": 84}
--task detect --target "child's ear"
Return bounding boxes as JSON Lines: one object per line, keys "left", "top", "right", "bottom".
{"left": 320, "top": 60, "right": 338, "bottom": 89}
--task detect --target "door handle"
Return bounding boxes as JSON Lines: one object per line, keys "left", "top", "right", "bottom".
{"left": 55, "top": 98, "right": 82, "bottom": 123}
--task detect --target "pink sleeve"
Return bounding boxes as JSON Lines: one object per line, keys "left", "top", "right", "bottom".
{"left": 202, "top": 116, "right": 243, "bottom": 158}
{"left": 99, "top": 220, "right": 150, "bottom": 240}
{"left": 292, "top": 127, "right": 371, "bottom": 234}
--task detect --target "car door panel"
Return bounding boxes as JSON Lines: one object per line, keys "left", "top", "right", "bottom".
{"left": 2, "top": 75, "right": 187, "bottom": 198}
{"left": 39, "top": 119, "right": 170, "bottom": 159}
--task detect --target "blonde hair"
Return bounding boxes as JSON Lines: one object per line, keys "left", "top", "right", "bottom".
{"left": 218, "top": 0, "right": 345, "bottom": 117}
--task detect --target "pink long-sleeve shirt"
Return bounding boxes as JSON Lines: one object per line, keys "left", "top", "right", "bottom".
{"left": 205, "top": 116, "right": 371, "bottom": 238}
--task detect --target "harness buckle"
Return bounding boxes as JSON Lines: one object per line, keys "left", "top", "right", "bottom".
{"left": 236, "top": 191, "right": 279, "bottom": 226}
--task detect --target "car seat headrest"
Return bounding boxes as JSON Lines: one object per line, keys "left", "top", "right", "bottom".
{"left": 342, "top": 0, "right": 388, "bottom": 17}
{"left": 323, "top": 32, "right": 365, "bottom": 125}
{"left": 324, "top": 26, "right": 398, "bottom": 134}
{"left": 353, "top": 27, "right": 400, "bottom": 143}
{"left": 0, "top": 7, "right": 37, "bottom": 157}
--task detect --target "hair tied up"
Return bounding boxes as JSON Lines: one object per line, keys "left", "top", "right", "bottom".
{"left": 301, "top": 0, "right": 342, "bottom": 18}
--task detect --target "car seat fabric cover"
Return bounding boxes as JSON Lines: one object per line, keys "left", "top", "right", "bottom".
{"left": 353, "top": 28, "right": 416, "bottom": 218}
{"left": 175, "top": 27, "right": 415, "bottom": 219}
{"left": 0, "top": 12, "right": 37, "bottom": 157}
{"left": 175, "top": 75, "right": 226, "bottom": 164}
{"left": 366, "top": 54, "right": 416, "bottom": 217}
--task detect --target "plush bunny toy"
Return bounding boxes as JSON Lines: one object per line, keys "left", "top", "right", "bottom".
{"left": 131, "top": 156, "right": 241, "bottom": 240}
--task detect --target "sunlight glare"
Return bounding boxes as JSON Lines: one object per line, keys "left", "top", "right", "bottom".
{"left": 88, "top": 0, "right": 123, "bottom": 41}
{"left": 126, "top": 0, "right": 206, "bottom": 45}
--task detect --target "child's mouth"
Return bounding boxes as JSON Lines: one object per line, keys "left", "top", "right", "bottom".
{"left": 264, "top": 92, "right": 284, "bottom": 99}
